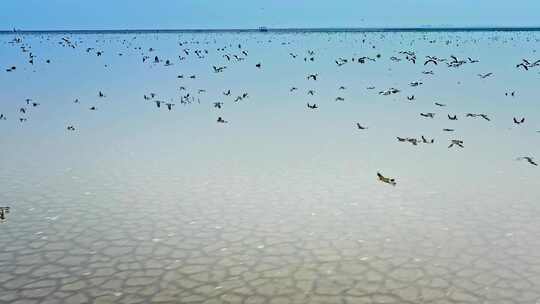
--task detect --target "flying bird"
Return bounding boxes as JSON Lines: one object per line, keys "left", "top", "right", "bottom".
{"left": 377, "top": 172, "right": 396, "bottom": 186}
{"left": 516, "top": 156, "right": 537, "bottom": 166}
{"left": 448, "top": 140, "right": 464, "bottom": 148}
{"left": 356, "top": 123, "right": 368, "bottom": 130}
{"left": 513, "top": 117, "right": 525, "bottom": 125}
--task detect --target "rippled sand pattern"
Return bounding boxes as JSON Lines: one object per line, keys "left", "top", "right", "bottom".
{"left": 1, "top": 31, "right": 540, "bottom": 303}
{"left": 2, "top": 164, "right": 540, "bottom": 304}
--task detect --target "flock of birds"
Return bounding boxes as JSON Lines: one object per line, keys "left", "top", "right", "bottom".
{"left": 1, "top": 31, "right": 539, "bottom": 197}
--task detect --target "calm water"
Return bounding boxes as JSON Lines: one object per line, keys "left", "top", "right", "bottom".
{"left": 1, "top": 30, "right": 540, "bottom": 304}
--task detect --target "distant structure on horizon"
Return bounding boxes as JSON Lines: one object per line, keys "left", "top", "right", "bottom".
{"left": 258, "top": 26, "right": 268, "bottom": 32}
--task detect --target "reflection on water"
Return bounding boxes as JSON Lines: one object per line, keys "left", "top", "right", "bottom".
{"left": 1, "top": 30, "right": 540, "bottom": 303}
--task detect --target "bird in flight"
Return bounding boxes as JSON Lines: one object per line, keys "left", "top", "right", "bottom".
{"left": 516, "top": 156, "right": 538, "bottom": 166}
{"left": 377, "top": 172, "right": 396, "bottom": 186}
{"left": 307, "top": 103, "right": 318, "bottom": 109}
{"left": 420, "top": 112, "right": 435, "bottom": 118}
{"left": 466, "top": 113, "right": 490, "bottom": 121}
{"left": 478, "top": 73, "right": 493, "bottom": 79}
{"left": 513, "top": 117, "right": 525, "bottom": 125}
{"left": 0, "top": 207, "right": 10, "bottom": 221}
{"left": 421, "top": 136, "right": 434, "bottom": 144}
{"left": 448, "top": 140, "right": 464, "bottom": 148}
{"left": 356, "top": 123, "right": 368, "bottom": 130}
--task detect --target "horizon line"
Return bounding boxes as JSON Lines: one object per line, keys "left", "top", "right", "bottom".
{"left": 2, "top": 26, "right": 540, "bottom": 34}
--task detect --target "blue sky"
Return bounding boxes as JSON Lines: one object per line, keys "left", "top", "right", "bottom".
{"left": 1, "top": 0, "right": 540, "bottom": 30}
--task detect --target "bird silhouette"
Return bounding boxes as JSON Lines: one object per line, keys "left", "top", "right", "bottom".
{"left": 377, "top": 172, "right": 396, "bottom": 186}
{"left": 516, "top": 157, "right": 538, "bottom": 166}
{"left": 448, "top": 140, "right": 464, "bottom": 148}
{"left": 356, "top": 123, "right": 368, "bottom": 130}
{"left": 0, "top": 207, "right": 10, "bottom": 221}
{"left": 307, "top": 74, "right": 318, "bottom": 81}
{"left": 513, "top": 117, "right": 525, "bottom": 125}
{"left": 478, "top": 73, "right": 493, "bottom": 79}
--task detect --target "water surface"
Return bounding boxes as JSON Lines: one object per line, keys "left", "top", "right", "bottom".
{"left": 1, "top": 30, "right": 540, "bottom": 304}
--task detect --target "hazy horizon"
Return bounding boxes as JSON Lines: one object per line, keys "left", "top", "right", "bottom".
{"left": 5, "top": 25, "right": 540, "bottom": 33}
{"left": 2, "top": 0, "right": 540, "bottom": 31}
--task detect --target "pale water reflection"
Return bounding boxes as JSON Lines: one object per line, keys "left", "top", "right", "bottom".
{"left": 1, "top": 30, "right": 540, "bottom": 303}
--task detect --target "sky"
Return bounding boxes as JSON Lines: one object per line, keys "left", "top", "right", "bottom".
{"left": 1, "top": 0, "right": 540, "bottom": 30}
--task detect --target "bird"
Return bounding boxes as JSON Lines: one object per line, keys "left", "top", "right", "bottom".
{"left": 223, "top": 90, "right": 231, "bottom": 96}
{"left": 513, "top": 117, "right": 525, "bottom": 125}
{"left": 516, "top": 156, "right": 538, "bottom": 166}
{"left": 165, "top": 103, "right": 175, "bottom": 111}
{"left": 89, "top": 106, "right": 97, "bottom": 111}
{"left": 255, "top": 63, "right": 261, "bottom": 68}
{"left": 66, "top": 125, "right": 76, "bottom": 131}
{"left": 479, "top": 114, "right": 491, "bottom": 121}
{"left": 98, "top": 91, "right": 106, "bottom": 98}
{"left": 421, "top": 136, "right": 434, "bottom": 144}
{"left": 0, "top": 114, "right": 6, "bottom": 120}
{"left": 213, "top": 102, "right": 223, "bottom": 109}
{"left": 335, "top": 97, "right": 345, "bottom": 101}
{"left": 466, "top": 113, "right": 491, "bottom": 121}
{"left": 217, "top": 117, "right": 228, "bottom": 123}
{"left": 307, "top": 103, "right": 318, "bottom": 109}
{"left": 448, "top": 140, "right": 464, "bottom": 148}
{"left": 356, "top": 123, "right": 368, "bottom": 130}
{"left": 420, "top": 112, "right": 435, "bottom": 118}
{"left": 424, "top": 59, "right": 438, "bottom": 65}
{"left": 407, "top": 95, "right": 415, "bottom": 101}
{"left": 478, "top": 73, "right": 493, "bottom": 79}
{"left": 516, "top": 63, "right": 529, "bottom": 70}
{"left": 396, "top": 137, "right": 407, "bottom": 142}
{"left": 448, "top": 114, "right": 458, "bottom": 120}
{"left": 434, "top": 102, "right": 446, "bottom": 107}
{"left": 0, "top": 207, "right": 10, "bottom": 221}
{"left": 213, "top": 66, "right": 226, "bottom": 73}
{"left": 443, "top": 128, "right": 455, "bottom": 132}
{"left": 377, "top": 172, "right": 396, "bottom": 186}
{"left": 153, "top": 100, "right": 163, "bottom": 108}
{"left": 307, "top": 74, "right": 318, "bottom": 81}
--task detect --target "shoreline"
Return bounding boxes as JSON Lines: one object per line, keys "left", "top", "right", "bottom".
{"left": 3, "top": 26, "right": 540, "bottom": 35}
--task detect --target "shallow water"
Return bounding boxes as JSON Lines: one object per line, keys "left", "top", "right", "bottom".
{"left": 1, "top": 31, "right": 540, "bottom": 303}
